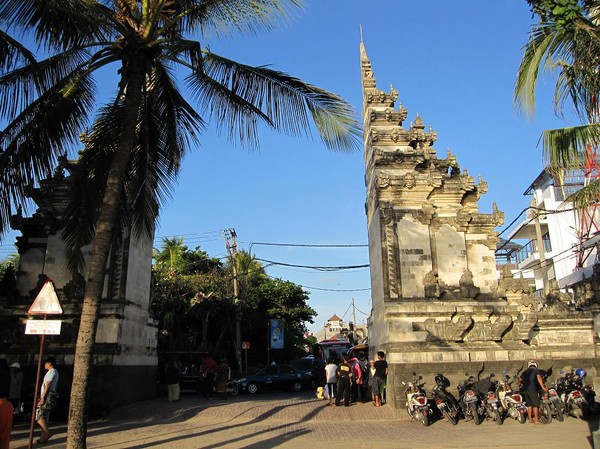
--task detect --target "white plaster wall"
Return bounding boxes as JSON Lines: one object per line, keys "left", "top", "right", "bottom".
{"left": 466, "top": 235, "right": 497, "bottom": 293}
{"left": 397, "top": 216, "right": 432, "bottom": 298}
{"left": 124, "top": 234, "right": 153, "bottom": 308}
{"left": 435, "top": 224, "right": 467, "bottom": 287}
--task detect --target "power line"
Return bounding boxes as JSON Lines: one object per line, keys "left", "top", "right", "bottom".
{"left": 255, "top": 257, "right": 369, "bottom": 272}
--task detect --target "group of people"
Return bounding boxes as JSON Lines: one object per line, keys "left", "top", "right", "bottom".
{"left": 198, "top": 354, "right": 230, "bottom": 400}
{"left": 161, "top": 354, "right": 231, "bottom": 402}
{"left": 324, "top": 351, "right": 388, "bottom": 407}
{"left": 0, "top": 356, "right": 59, "bottom": 448}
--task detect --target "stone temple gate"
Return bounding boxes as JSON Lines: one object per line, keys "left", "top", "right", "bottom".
{"left": 360, "top": 42, "right": 600, "bottom": 410}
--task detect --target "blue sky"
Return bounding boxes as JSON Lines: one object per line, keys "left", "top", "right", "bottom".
{"left": 1, "top": 1, "right": 577, "bottom": 334}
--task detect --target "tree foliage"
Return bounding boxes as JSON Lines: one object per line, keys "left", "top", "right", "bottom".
{"left": 517, "top": 0, "right": 600, "bottom": 209}
{"left": 152, "top": 242, "right": 315, "bottom": 365}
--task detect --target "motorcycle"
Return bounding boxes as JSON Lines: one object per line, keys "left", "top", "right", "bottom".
{"left": 457, "top": 373, "right": 482, "bottom": 425}
{"left": 496, "top": 368, "right": 527, "bottom": 424}
{"left": 556, "top": 370, "right": 586, "bottom": 419}
{"left": 403, "top": 372, "right": 432, "bottom": 426}
{"left": 475, "top": 373, "right": 502, "bottom": 426}
{"left": 538, "top": 366, "right": 564, "bottom": 422}
{"left": 576, "top": 368, "right": 599, "bottom": 417}
{"left": 431, "top": 373, "right": 460, "bottom": 425}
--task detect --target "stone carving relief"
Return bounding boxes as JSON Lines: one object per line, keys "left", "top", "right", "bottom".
{"left": 459, "top": 270, "right": 480, "bottom": 299}
{"left": 417, "top": 315, "right": 473, "bottom": 342}
{"left": 465, "top": 314, "right": 512, "bottom": 342}
{"left": 503, "top": 313, "right": 538, "bottom": 341}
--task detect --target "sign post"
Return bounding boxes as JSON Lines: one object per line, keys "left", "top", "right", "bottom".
{"left": 242, "top": 341, "right": 250, "bottom": 375}
{"left": 26, "top": 279, "right": 63, "bottom": 449}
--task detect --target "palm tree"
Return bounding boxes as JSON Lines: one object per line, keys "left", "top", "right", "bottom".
{"left": 0, "top": 1, "right": 360, "bottom": 447}
{"left": 153, "top": 236, "right": 188, "bottom": 275}
{"left": 515, "top": 0, "right": 600, "bottom": 209}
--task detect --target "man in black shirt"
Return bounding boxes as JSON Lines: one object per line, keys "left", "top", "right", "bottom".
{"left": 335, "top": 355, "right": 353, "bottom": 407}
{"left": 373, "top": 351, "right": 388, "bottom": 406}
{"left": 520, "top": 360, "right": 548, "bottom": 424}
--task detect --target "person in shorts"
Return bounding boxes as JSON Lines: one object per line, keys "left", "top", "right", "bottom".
{"left": 36, "top": 357, "right": 59, "bottom": 444}
{"left": 520, "top": 360, "right": 548, "bottom": 424}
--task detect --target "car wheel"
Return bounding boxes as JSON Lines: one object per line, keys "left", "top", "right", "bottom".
{"left": 247, "top": 383, "right": 258, "bottom": 394}
{"left": 292, "top": 381, "right": 302, "bottom": 392}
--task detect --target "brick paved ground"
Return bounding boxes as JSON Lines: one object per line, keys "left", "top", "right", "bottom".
{"left": 9, "top": 392, "right": 598, "bottom": 448}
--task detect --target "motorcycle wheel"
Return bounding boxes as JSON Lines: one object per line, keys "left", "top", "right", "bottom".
{"left": 554, "top": 405, "right": 564, "bottom": 422}
{"left": 574, "top": 404, "right": 584, "bottom": 420}
{"left": 228, "top": 384, "right": 239, "bottom": 396}
{"left": 472, "top": 406, "right": 481, "bottom": 425}
{"left": 540, "top": 403, "right": 552, "bottom": 424}
{"left": 421, "top": 412, "right": 429, "bottom": 427}
{"left": 493, "top": 409, "right": 502, "bottom": 425}
{"left": 518, "top": 410, "right": 527, "bottom": 424}
{"left": 442, "top": 409, "right": 458, "bottom": 426}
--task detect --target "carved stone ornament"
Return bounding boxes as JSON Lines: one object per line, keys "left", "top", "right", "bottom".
{"left": 465, "top": 315, "right": 513, "bottom": 342}
{"left": 377, "top": 173, "right": 390, "bottom": 188}
{"left": 459, "top": 269, "right": 480, "bottom": 299}
{"left": 503, "top": 313, "right": 538, "bottom": 341}
{"left": 419, "top": 315, "right": 474, "bottom": 342}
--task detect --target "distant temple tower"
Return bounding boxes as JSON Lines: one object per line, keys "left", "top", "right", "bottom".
{"left": 360, "top": 41, "right": 599, "bottom": 410}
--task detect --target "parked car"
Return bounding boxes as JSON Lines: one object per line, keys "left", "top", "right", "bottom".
{"left": 232, "top": 364, "right": 312, "bottom": 394}
{"left": 290, "top": 356, "right": 326, "bottom": 387}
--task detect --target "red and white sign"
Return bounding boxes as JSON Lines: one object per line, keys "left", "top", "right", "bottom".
{"left": 28, "top": 280, "right": 63, "bottom": 315}
{"left": 25, "top": 320, "right": 62, "bottom": 335}
{"left": 242, "top": 341, "right": 250, "bottom": 350}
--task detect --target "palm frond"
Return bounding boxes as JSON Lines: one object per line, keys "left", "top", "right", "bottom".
{"left": 0, "top": 30, "right": 36, "bottom": 72}
{"left": 61, "top": 101, "right": 122, "bottom": 274}
{"left": 566, "top": 178, "right": 600, "bottom": 211}
{"left": 541, "top": 124, "right": 600, "bottom": 169}
{"left": 0, "top": 46, "right": 94, "bottom": 120}
{"left": 173, "top": 0, "right": 303, "bottom": 38}
{"left": 127, "top": 63, "right": 204, "bottom": 239}
{"left": 195, "top": 51, "right": 360, "bottom": 151}
{"left": 0, "top": 0, "right": 113, "bottom": 50}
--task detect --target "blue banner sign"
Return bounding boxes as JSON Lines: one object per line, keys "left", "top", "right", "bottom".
{"left": 270, "top": 319, "right": 284, "bottom": 349}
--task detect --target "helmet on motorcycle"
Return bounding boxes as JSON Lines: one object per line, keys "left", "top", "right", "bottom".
{"left": 527, "top": 360, "right": 538, "bottom": 368}
{"left": 435, "top": 374, "right": 450, "bottom": 387}
{"left": 576, "top": 368, "right": 587, "bottom": 379}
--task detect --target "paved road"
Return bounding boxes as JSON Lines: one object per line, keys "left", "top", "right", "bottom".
{"left": 9, "top": 392, "right": 598, "bottom": 448}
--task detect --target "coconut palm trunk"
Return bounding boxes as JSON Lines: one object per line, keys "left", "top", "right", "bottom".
{"left": 67, "top": 62, "right": 146, "bottom": 449}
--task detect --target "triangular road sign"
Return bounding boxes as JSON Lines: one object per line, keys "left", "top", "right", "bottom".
{"left": 28, "top": 280, "right": 63, "bottom": 315}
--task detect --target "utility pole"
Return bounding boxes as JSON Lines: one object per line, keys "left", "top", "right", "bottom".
{"left": 534, "top": 209, "right": 550, "bottom": 296}
{"left": 224, "top": 228, "right": 242, "bottom": 375}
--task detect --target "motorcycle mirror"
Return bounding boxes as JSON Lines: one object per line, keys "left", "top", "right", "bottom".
{"left": 489, "top": 373, "right": 495, "bottom": 378}
{"left": 560, "top": 369, "right": 565, "bottom": 375}
{"left": 465, "top": 372, "right": 469, "bottom": 376}
{"left": 418, "top": 375, "right": 423, "bottom": 380}
{"left": 502, "top": 369, "right": 507, "bottom": 375}
{"left": 412, "top": 371, "right": 417, "bottom": 376}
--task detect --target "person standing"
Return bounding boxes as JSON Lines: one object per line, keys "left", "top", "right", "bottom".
{"left": 350, "top": 357, "right": 363, "bottom": 403}
{"left": 520, "top": 360, "right": 548, "bottom": 424}
{"left": 165, "top": 360, "right": 181, "bottom": 402}
{"left": 0, "top": 364, "right": 13, "bottom": 449}
{"left": 36, "top": 357, "right": 59, "bottom": 444}
{"left": 373, "top": 351, "right": 388, "bottom": 407}
{"left": 199, "top": 354, "right": 218, "bottom": 400}
{"left": 8, "top": 363, "right": 22, "bottom": 411}
{"left": 324, "top": 358, "right": 337, "bottom": 406}
{"left": 215, "top": 358, "right": 230, "bottom": 400}
{"left": 335, "top": 355, "right": 353, "bottom": 407}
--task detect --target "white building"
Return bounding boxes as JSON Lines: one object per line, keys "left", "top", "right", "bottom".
{"left": 507, "top": 168, "right": 599, "bottom": 298}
